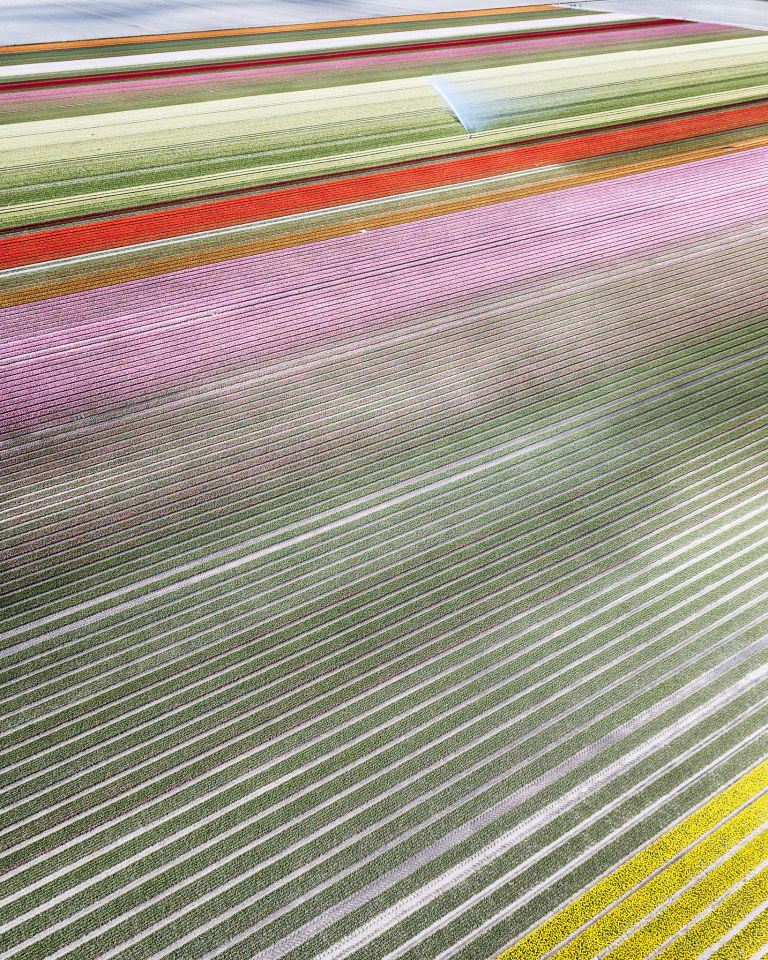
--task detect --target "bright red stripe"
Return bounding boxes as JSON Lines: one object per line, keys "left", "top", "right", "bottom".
{"left": 4, "top": 100, "right": 767, "bottom": 270}
{"left": 0, "top": 19, "right": 679, "bottom": 91}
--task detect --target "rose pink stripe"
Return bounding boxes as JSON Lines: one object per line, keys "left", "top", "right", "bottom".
{"left": 0, "top": 144, "right": 766, "bottom": 431}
